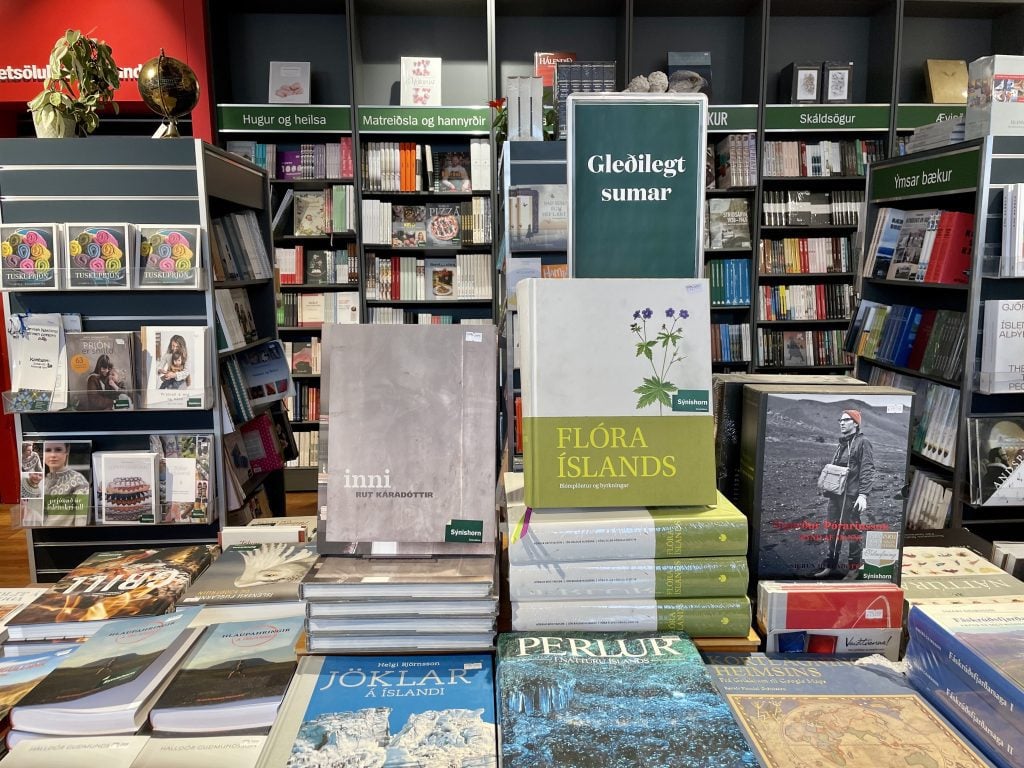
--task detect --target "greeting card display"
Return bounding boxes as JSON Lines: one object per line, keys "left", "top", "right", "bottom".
{"left": 136, "top": 226, "right": 201, "bottom": 289}
{"left": 63, "top": 224, "right": 131, "bottom": 290}
{"left": 0, "top": 225, "right": 59, "bottom": 291}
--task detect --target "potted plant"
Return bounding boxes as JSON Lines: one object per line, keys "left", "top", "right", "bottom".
{"left": 27, "top": 29, "right": 120, "bottom": 138}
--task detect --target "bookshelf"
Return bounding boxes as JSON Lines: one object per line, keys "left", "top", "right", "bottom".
{"left": 0, "top": 138, "right": 284, "bottom": 581}
{"left": 853, "top": 137, "right": 1024, "bottom": 545}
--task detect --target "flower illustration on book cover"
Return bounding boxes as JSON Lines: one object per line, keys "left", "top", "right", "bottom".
{"left": 631, "top": 306, "right": 689, "bottom": 415}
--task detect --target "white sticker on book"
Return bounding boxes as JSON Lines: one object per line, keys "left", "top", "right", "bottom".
{"left": 886, "top": 404, "right": 904, "bottom": 413}
{"left": 465, "top": 331, "right": 483, "bottom": 342}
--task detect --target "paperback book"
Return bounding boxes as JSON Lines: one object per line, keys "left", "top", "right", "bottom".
{"left": 140, "top": 326, "right": 208, "bottom": 409}
{"left": 234, "top": 340, "right": 294, "bottom": 408}
{"left": 63, "top": 224, "right": 130, "bottom": 290}
{"left": 979, "top": 299, "right": 1024, "bottom": 394}
{"left": 400, "top": 56, "right": 441, "bottom": 106}
{"left": 318, "top": 324, "right": 497, "bottom": 555}
{"left": 136, "top": 226, "right": 201, "bottom": 289}
{"left": 509, "top": 185, "right": 568, "bottom": 251}
{"left": 131, "top": 735, "right": 267, "bottom": 768}
{"left": 300, "top": 556, "right": 495, "bottom": 601}
{"left": 98, "top": 451, "right": 160, "bottom": 524}
{"left": 149, "top": 433, "right": 212, "bottom": 524}
{"left": 179, "top": 543, "right": 317, "bottom": 608}
{"left": 968, "top": 417, "right": 1024, "bottom": 506}
{"left": 5, "top": 545, "right": 216, "bottom": 642}
{"left": 63, "top": 331, "right": 135, "bottom": 411}
{"left": 497, "top": 632, "right": 755, "bottom": 767}
{"left": 19, "top": 440, "right": 91, "bottom": 528}
{"left": 0, "top": 588, "right": 50, "bottom": 641}
{"left": 256, "top": 653, "right": 495, "bottom": 768}
{"left": 0, "top": 224, "right": 59, "bottom": 291}
{"left": 293, "top": 191, "right": 326, "bottom": 237}
{"left": 518, "top": 278, "right": 715, "bottom": 508}
{"left": 149, "top": 616, "right": 304, "bottom": 733}
{"left": 425, "top": 202, "right": 461, "bottom": 247}
{"left": 11, "top": 608, "right": 202, "bottom": 735}
{"left": 740, "top": 384, "right": 914, "bottom": 583}
{"left": 703, "top": 653, "right": 993, "bottom": 768}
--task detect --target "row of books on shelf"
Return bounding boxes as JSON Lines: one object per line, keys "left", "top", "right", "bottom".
{"left": 704, "top": 258, "right": 750, "bottom": 306}
{"left": 277, "top": 290, "right": 359, "bottom": 327}
{"left": 761, "top": 138, "right": 886, "bottom": 178}
{"left": 285, "top": 382, "right": 320, "bottom": 423}
{"left": 209, "top": 210, "right": 273, "bottom": 283}
{"left": 711, "top": 133, "right": 757, "bottom": 189}
{"left": 281, "top": 185, "right": 356, "bottom": 237}
{"left": 364, "top": 253, "right": 492, "bottom": 301}
{"left": 705, "top": 198, "right": 751, "bottom": 250}
{"left": 17, "top": 435, "right": 210, "bottom": 528}
{"left": 711, "top": 322, "right": 751, "bottom": 364}
{"left": 863, "top": 207, "right": 974, "bottom": 284}
{"left": 226, "top": 138, "right": 354, "bottom": 180}
{"left": 366, "top": 307, "right": 490, "bottom": 325}
{"left": 282, "top": 338, "right": 321, "bottom": 375}
{"left": 275, "top": 244, "right": 358, "bottom": 286}
{"left": 219, "top": 340, "right": 294, "bottom": 425}
{"left": 553, "top": 59, "right": 616, "bottom": 139}
{"left": 392, "top": 198, "right": 492, "bottom": 247}
{"left": 757, "top": 327, "right": 852, "bottom": 368}
{"left": 508, "top": 185, "right": 567, "bottom": 252}
{"left": 905, "top": 467, "right": 953, "bottom": 530}
{"left": 759, "top": 235, "right": 854, "bottom": 274}
{"left": 762, "top": 189, "right": 863, "bottom": 227}
{"left": 867, "top": 367, "right": 959, "bottom": 469}
{"left": 758, "top": 282, "right": 853, "bottom": 321}
{"left": 7, "top": 318, "right": 209, "bottom": 413}
{"left": 900, "top": 116, "right": 965, "bottom": 154}
{"left": 0, "top": 223, "right": 201, "bottom": 292}
{"left": 979, "top": 299, "right": 1024, "bottom": 394}
{"left": 284, "top": 429, "right": 319, "bottom": 468}
{"left": 848, "top": 300, "right": 966, "bottom": 382}
{"left": 360, "top": 139, "right": 490, "bottom": 193}
{"left": 363, "top": 199, "right": 491, "bottom": 248}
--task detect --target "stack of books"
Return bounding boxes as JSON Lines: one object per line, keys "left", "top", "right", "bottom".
{"left": 506, "top": 474, "right": 750, "bottom": 637}
{"left": 902, "top": 117, "right": 966, "bottom": 153}
{"left": 514, "top": 278, "right": 751, "bottom": 637}
{"left": 308, "top": 323, "right": 500, "bottom": 653}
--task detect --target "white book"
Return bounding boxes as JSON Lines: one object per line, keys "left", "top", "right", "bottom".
{"left": 140, "top": 326, "right": 208, "bottom": 409}
{"left": 2, "top": 736, "right": 150, "bottom": 768}
{"left": 6, "top": 312, "right": 62, "bottom": 409}
{"left": 214, "top": 289, "right": 247, "bottom": 349}
{"left": 132, "top": 736, "right": 267, "bottom": 768}
{"left": 980, "top": 298, "right": 1024, "bottom": 393}
{"left": 99, "top": 452, "right": 161, "bottom": 524}
{"left": 401, "top": 57, "right": 442, "bottom": 106}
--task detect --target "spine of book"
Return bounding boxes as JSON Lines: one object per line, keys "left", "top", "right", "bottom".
{"left": 507, "top": 508, "right": 748, "bottom": 564}
{"left": 508, "top": 556, "right": 748, "bottom": 601}
{"left": 511, "top": 597, "right": 751, "bottom": 637}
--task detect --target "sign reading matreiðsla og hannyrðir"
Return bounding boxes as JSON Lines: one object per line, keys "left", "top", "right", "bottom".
{"left": 568, "top": 93, "right": 707, "bottom": 278}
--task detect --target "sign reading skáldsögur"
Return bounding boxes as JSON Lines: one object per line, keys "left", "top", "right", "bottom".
{"left": 568, "top": 93, "right": 707, "bottom": 279}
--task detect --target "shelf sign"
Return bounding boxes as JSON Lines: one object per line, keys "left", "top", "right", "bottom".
{"left": 708, "top": 105, "right": 757, "bottom": 132}
{"left": 764, "top": 104, "right": 890, "bottom": 131}
{"left": 217, "top": 105, "right": 351, "bottom": 132}
{"left": 357, "top": 106, "right": 490, "bottom": 134}
{"left": 896, "top": 105, "right": 966, "bottom": 131}
{"left": 568, "top": 93, "right": 707, "bottom": 279}
{"left": 869, "top": 146, "right": 980, "bottom": 200}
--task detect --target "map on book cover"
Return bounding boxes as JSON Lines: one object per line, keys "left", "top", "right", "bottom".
{"left": 259, "top": 653, "right": 495, "bottom": 768}
{"left": 319, "top": 324, "right": 497, "bottom": 551}
{"left": 518, "top": 278, "right": 715, "bottom": 509}
{"left": 704, "top": 653, "right": 992, "bottom": 768}
{"left": 497, "top": 632, "right": 755, "bottom": 767}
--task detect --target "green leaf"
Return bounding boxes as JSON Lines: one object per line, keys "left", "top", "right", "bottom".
{"left": 633, "top": 376, "right": 676, "bottom": 410}
{"left": 635, "top": 340, "right": 655, "bottom": 360}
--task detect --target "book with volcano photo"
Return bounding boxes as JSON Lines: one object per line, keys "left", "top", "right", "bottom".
{"left": 150, "top": 616, "right": 304, "bottom": 733}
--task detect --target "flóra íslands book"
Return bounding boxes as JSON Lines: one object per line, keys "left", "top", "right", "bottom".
{"left": 518, "top": 278, "right": 715, "bottom": 508}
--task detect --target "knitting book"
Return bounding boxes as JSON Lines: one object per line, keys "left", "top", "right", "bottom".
{"left": 518, "top": 278, "right": 715, "bottom": 509}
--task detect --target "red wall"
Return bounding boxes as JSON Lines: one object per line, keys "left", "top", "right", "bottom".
{"left": 0, "top": 1, "right": 214, "bottom": 503}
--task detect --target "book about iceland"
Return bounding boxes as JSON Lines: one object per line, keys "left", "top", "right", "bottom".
{"left": 497, "top": 632, "right": 755, "bottom": 767}
{"left": 256, "top": 653, "right": 496, "bottom": 768}
{"left": 518, "top": 278, "right": 715, "bottom": 509}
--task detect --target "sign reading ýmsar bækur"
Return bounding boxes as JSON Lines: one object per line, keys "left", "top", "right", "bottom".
{"left": 568, "top": 93, "right": 708, "bottom": 279}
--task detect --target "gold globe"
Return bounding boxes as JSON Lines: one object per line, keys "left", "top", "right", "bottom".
{"left": 138, "top": 49, "right": 200, "bottom": 137}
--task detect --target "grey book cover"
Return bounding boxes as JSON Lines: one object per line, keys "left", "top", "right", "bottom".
{"left": 179, "top": 543, "right": 317, "bottom": 606}
{"left": 318, "top": 324, "right": 497, "bottom": 551}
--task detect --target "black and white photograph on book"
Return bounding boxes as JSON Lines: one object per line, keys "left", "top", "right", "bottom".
{"left": 741, "top": 385, "right": 914, "bottom": 584}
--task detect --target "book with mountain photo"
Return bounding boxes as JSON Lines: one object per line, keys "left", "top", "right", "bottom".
{"left": 317, "top": 324, "right": 497, "bottom": 555}
{"left": 149, "top": 616, "right": 304, "bottom": 733}
{"left": 518, "top": 278, "right": 715, "bottom": 509}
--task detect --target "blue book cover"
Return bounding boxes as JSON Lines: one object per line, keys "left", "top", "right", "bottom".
{"left": 497, "top": 632, "right": 756, "bottom": 767}
{"left": 703, "top": 652, "right": 994, "bottom": 768}
{"left": 258, "top": 653, "right": 496, "bottom": 768}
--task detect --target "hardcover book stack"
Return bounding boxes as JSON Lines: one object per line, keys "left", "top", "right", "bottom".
{"left": 307, "top": 323, "right": 499, "bottom": 653}
{"left": 904, "top": 602, "right": 1024, "bottom": 767}
{"left": 514, "top": 278, "right": 751, "bottom": 636}
{"left": 506, "top": 473, "right": 751, "bottom": 637}
{"left": 901, "top": 546, "right": 1024, "bottom": 607}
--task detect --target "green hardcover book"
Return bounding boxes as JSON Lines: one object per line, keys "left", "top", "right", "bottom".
{"left": 508, "top": 555, "right": 748, "bottom": 600}
{"left": 518, "top": 278, "right": 715, "bottom": 509}
{"left": 511, "top": 596, "right": 751, "bottom": 637}
{"left": 497, "top": 632, "right": 756, "bottom": 767}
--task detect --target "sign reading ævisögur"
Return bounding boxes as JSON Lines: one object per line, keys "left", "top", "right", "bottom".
{"left": 568, "top": 93, "right": 708, "bottom": 279}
